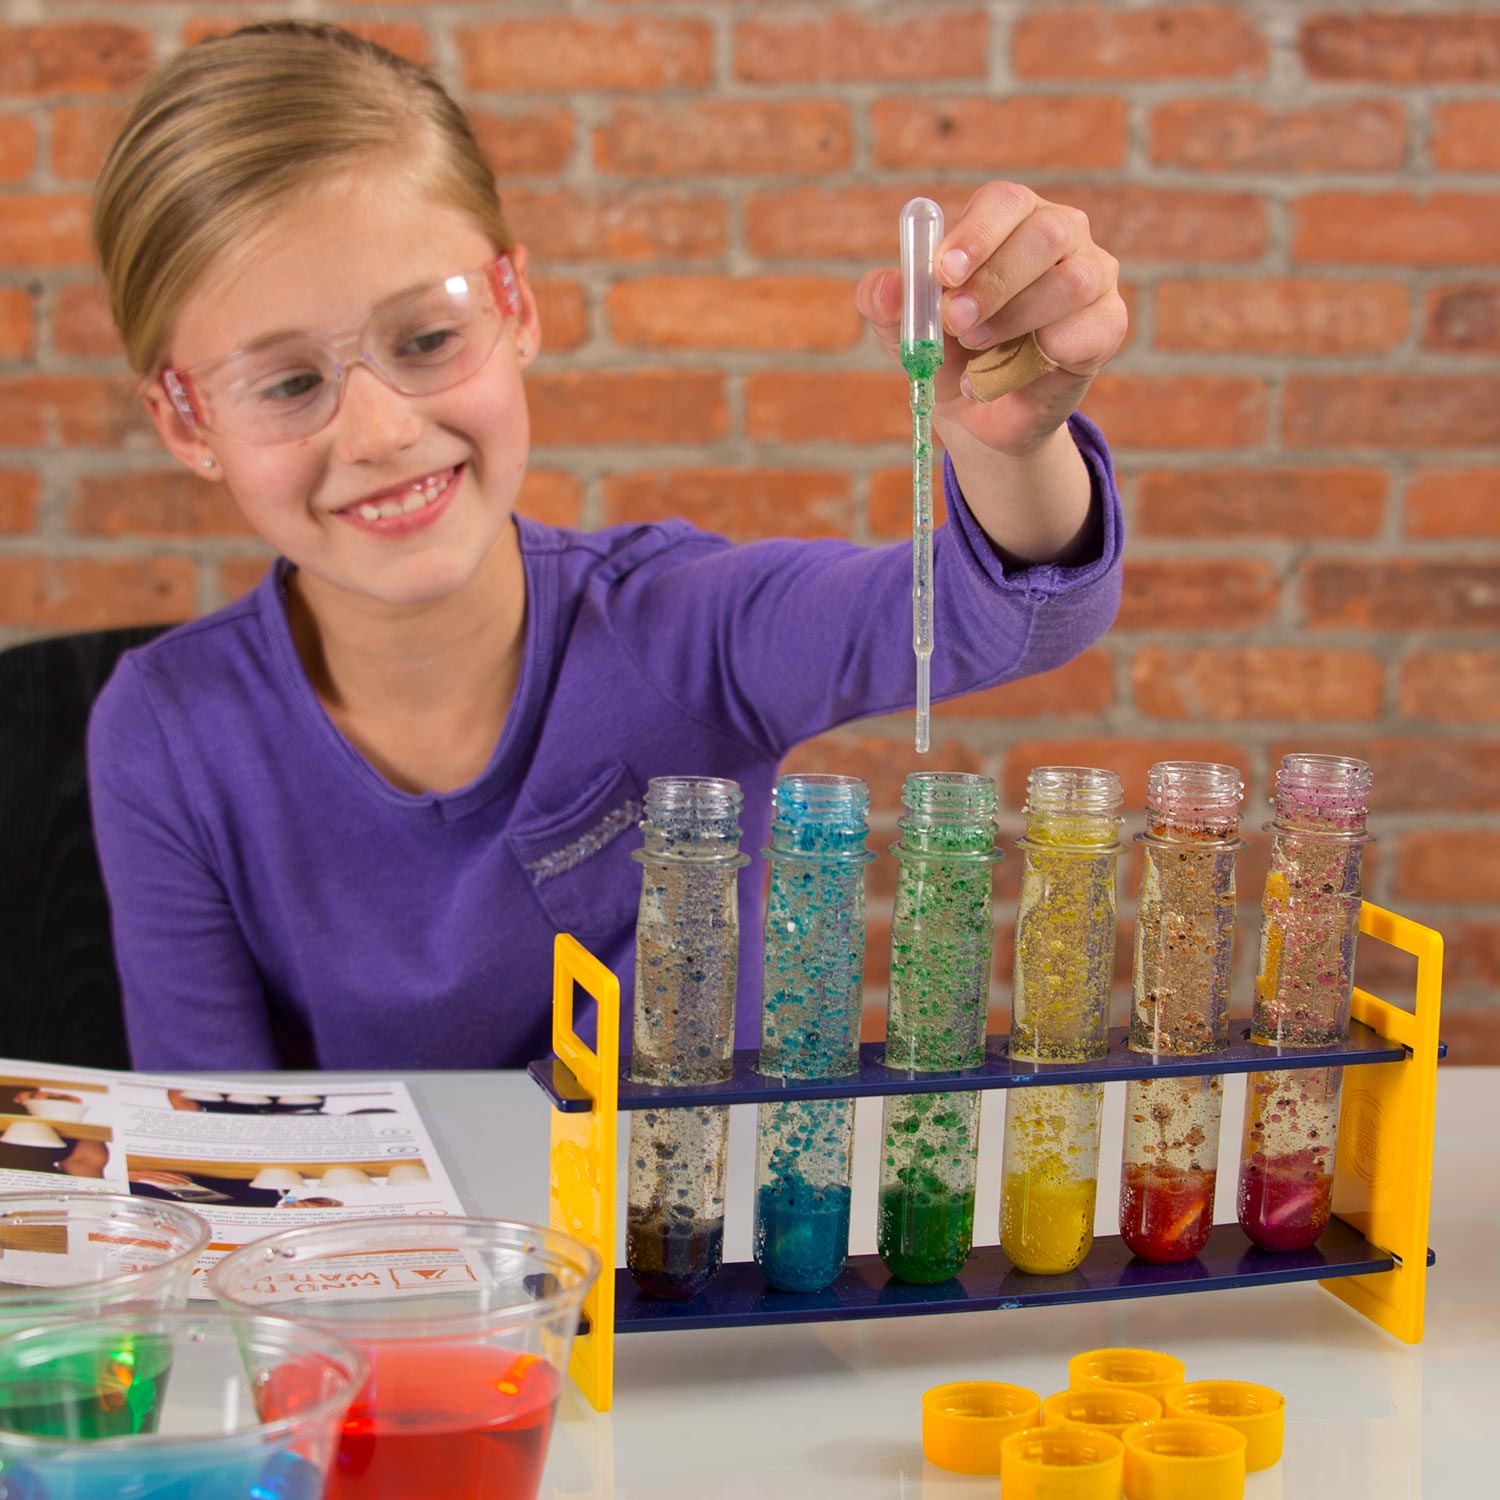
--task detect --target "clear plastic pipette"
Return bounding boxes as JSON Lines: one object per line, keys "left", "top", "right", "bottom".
{"left": 900, "top": 198, "right": 944, "bottom": 754}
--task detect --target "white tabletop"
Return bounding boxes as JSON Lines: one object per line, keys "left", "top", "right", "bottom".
{"left": 246, "top": 1065, "right": 1496, "bottom": 1500}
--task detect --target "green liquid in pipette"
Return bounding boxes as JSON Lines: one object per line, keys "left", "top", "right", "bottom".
{"left": 901, "top": 339, "right": 942, "bottom": 754}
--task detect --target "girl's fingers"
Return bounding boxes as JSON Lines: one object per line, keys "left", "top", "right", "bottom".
{"left": 936, "top": 181, "right": 1039, "bottom": 287}
{"left": 944, "top": 201, "right": 1091, "bottom": 344}
{"left": 950, "top": 247, "right": 1120, "bottom": 356}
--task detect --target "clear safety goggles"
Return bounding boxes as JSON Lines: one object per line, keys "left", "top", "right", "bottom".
{"left": 160, "top": 256, "right": 522, "bottom": 446}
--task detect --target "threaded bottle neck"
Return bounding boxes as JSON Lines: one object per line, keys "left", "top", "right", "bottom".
{"left": 640, "top": 775, "right": 744, "bottom": 858}
{"left": 1271, "top": 753, "right": 1372, "bottom": 836}
{"left": 1145, "top": 760, "right": 1245, "bottom": 841}
{"left": 768, "top": 773, "right": 870, "bottom": 857}
{"left": 1023, "top": 765, "right": 1122, "bottom": 846}
{"left": 895, "top": 771, "right": 998, "bottom": 856}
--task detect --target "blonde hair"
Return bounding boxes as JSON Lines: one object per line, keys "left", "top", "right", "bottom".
{"left": 92, "top": 21, "right": 513, "bottom": 374}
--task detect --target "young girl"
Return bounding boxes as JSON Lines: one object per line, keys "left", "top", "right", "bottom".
{"left": 86, "top": 22, "right": 1128, "bottom": 1072}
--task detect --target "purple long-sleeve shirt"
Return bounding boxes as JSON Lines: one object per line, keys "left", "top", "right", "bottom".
{"left": 88, "top": 416, "right": 1123, "bottom": 1071}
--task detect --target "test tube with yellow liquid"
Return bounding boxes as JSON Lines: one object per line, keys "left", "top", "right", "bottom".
{"left": 1001, "top": 767, "right": 1123, "bottom": 1275}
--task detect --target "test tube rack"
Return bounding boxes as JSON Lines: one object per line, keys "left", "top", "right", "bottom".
{"left": 529, "top": 901, "right": 1443, "bottom": 1413}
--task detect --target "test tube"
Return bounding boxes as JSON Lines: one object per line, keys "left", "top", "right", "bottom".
{"left": 1120, "top": 762, "right": 1244, "bottom": 1264}
{"left": 1238, "top": 754, "right": 1372, "bottom": 1252}
{"left": 900, "top": 196, "right": 945, "bottom": 756}
{"left": 1001, "top": 767, "right": 1123, "bottom": 1276}
{"left": 627, "top": 776, "right": 748, "bottom": 1299}
{"left": 878, "top": 772, "right": 1001, "bottom": 1283}
{"left": 753, "top": 774, "right": 872, "bottom": 1292}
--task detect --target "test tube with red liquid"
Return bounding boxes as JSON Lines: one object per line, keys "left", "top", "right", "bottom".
{"left": 1237, "top": 754, "right": 1372, "bottom": 1252}
{"left": 1120, "top": 762, "right": 1244, "bottom": 1264}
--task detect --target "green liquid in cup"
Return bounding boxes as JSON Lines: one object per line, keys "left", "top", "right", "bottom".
{"left": 0, "top": 1334, "right": 172, "bottom": 1439}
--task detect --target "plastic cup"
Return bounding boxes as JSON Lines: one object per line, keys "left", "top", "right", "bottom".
{"left": 0, "top": 1309, "right": 366, "bottom": 1498}
{"left": 999, "top": 1425, "right": 1124, "bottom": 1500}
{"left": 0, "top": 1193, "right": 211, "bottom": 1335}
{"left": 1042, "top": 1383, "right": 1164, "bottom": 1436}
{"left": 1121, "top": 1417, "right": 1247, "bottom": 1500}
{"left": 1068, "top": 1346, "right": 1186, "bottom": 1405}
{"left": 209, "top": 1217, "right": 601, "bottom": 1500}
{"left": 1163, "top": 1380, "right": 1285, "bottom": 1471}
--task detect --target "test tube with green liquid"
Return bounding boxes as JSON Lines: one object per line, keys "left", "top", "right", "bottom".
{"left": 878, "top": 772, "right": 1001, "bottom": 1283}
{"left": 1001, "top": 766, "right": 1123, "bottom": 1276}
{"left": 628, "top": 777, "right": 748, "bottom": 1299}
{"left": 900, "top": 196, "right": 944, "bottom": 755}
{"left": 753, "top": 774, "right": 872, "bottom": 1292}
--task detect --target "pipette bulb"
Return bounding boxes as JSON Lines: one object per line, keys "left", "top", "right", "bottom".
{"left": 900, "top": 197, "right": 945, "bottom": 351}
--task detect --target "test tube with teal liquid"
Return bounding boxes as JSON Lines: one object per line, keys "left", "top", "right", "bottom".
{"left": 753, "top": 774, "right": 873, "bottom": 1292}
{"left": 878, "top": 772, "right": 1002, "bottom": 1283}
{"left": 627, "top": 777, "right": 748, "bottom": 1299}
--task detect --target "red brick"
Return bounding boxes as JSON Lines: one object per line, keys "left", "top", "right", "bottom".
{"left": 1081, "top": 376, "right": 1266, "bottom": 449}
{"left": 1424, "top": 283, "right": 1500, "bottom": 353}
{"left": 72, "top": 470, "right": 256, "bottom": 539}
{"left": 0, "top": 375, "right": 142, "bottom": 447}
{"left": 595, "top": 101, "right": 851, "bottom": 176}
{"left": 782, "top": 731, "right": 982, "bottom": 822}
{"left": 459, "top": 18, "right": 712, "bottom": 92}
{"left": 0, "top": 114, "right": 35, "bottom": 183}
{"left": 872, "top": 97, "right": 1127, "bottom": 170}
{"left": 1284, "top": 376, "right": 1500, "bottom": 449}
{"left": 869, "top": 463, "right": 949, "bottom": 539}
{"left": 1395, "top": 833, "right": 1500, "bottom": 903}
{"left": 735, "top": 10, "right": 988, "bottom": 82}
{"left": 515, "top": 469, "right": 583, "bottom": 529}
{"left": 50, "top": 102, "right": 124, "bottom": 181}
{"left": 1302, "top": 561, "right": 1500, "bottom": 631}
{"left": 602, "top": 468, "right": 851, "bottom": 540}
{"left": 1133, "top": 647, "right": 1383, "bottom": 722}
{"left": 0, "top": 24, "right": 152, "bottom": 95}
{"left": 938, "top": 650, "right": 1116, "bottom": 720}
{"left": 0, "top": 470, "right": 38, "bottom": 533}
{"left": 1301, "top": 14, "right": 1500, "bottom": 82}
{"left": 1432, "top": 100, "right": 1500, "bottom": 171}
{"left": 1000, "top": 737, "right": 1248, "bottom": 811}
{"left": 52, "top": 281, "right": 122, "bottom": 358}
{"left": 470, "top": 108, "right": 576, "bottom": 177}
{"left": 530, "top": 278, "right": 587, "bottom": 352}
{"left": 1149, "top": 98, "right": 1404, "bottom": 173}
{"left": 1294, "top": 194, "right": 1500, "bottom": 266}
{"left": 528, "top": 370, "right": 727, "bottom": 448}
{"left": 0, "top": 194, "right": 92, "bottom": 268}
{"left": 1014, "top": 5, "right": 1264, "bottom": 78}
{"left": 1134, "top": 467, "right": 1386, "bottom": 540}
{"left": 0, "top": 286, "right": 33, "bottom": 359}
{"left": 1405, "top": 468, "right": 1500, "bottom": 538}
{"left": 507, "top": 188, "right": 727, "bottom": 261}
{"left": 1117, "top": 560, "right": 1279, "bottom": 631}
{"left": 607, "top": 276, "right": 860, "bottom": 352}
{"left": 0, "top": 557, "right": 194, "bottom": 630}
{"left": 1399, "top": 650, "right": 1500, "bottom": 724}
{"left": 746, "top": 371, "right": 907, "bottom": 445}
{"left": 218, "top": 556, "right": 273, "bottom": 602}
{"left": 1156, "top": 278, "right": 1407, "bottom": 354}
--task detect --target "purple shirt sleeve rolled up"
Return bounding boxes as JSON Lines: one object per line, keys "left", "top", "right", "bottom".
{"left": 87, "top": 415, "right": 1124, "bottom": 1071}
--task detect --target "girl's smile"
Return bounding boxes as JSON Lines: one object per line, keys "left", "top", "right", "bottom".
{"left": 333, "top": 461, "right": 465, "bottom": 537}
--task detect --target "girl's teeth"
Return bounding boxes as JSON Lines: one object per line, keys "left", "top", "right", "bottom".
{"left": 358, "top": 503, "right": 381, "bottom": 521}
{"left": 352, "top": 469, "right": 452, "bottom": 522}
{"left": 376, "top": 500, "right": 404, "bottom": 519}
{"left": 401, "top": 492, "right": 427, "bottom": 514}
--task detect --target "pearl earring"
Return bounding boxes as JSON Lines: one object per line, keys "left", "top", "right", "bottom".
{"left": 202, "top": 457, "right": 215, "bottom": 470}
{"left": 519, "top": 343, "right": 531, "bottom": 357}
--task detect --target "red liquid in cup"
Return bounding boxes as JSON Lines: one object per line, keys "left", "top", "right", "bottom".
{"left": 262, "top": 1344, "right": 559, "bottom": 1500}
{"left": 1238, "top": 1151, "right": 1333, "bottom": 1252}
{"left": 1119, "top": 1162, "right": 1215, "bottom": 1264}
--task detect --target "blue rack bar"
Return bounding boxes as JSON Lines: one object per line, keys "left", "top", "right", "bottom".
{"left": 612, "top": 1219, "right": 1398, "bottom": 1333}
{"left": 528, "top": 1018, "right": 1409, "bottom": 1114}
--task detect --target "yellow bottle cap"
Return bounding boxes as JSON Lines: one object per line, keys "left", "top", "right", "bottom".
{"left": 1067, "top": 1346, "right": 1186, "bottom": 1405}
{"left": 1121, "top": 1417, "right": 1247, "bottom": 1500}
{"left": 920, "top": 1381, "right": 1040, "bottom": 1474}
{"left": 1041, "top": 1384, "right": 1163, "bottom": 1435}
{"left": 1164, "top": 1380, "right": 1285, "bottom": 1472}
{"left": 999, "top": 1425, "right": 1124, "bottom": 1500}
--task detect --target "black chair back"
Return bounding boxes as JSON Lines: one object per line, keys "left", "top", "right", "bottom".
{"left": 0, "top": 626, "right": 170, "bottom": 1067}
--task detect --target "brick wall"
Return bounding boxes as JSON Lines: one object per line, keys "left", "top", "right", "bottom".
{"left": 1, "top": 3, "right": 1496, "bottom": 1057}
